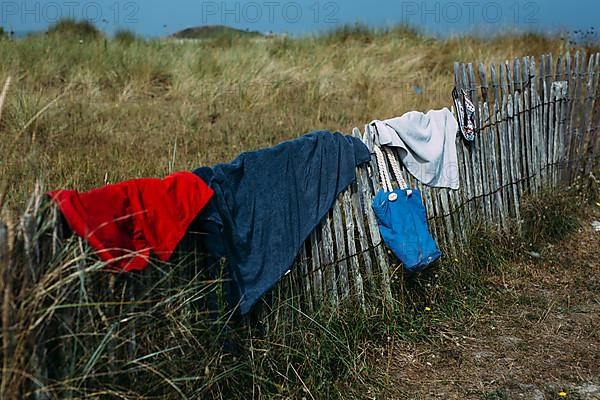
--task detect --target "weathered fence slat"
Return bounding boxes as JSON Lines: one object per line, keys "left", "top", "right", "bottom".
{"left": 533, "top": 87, "right": 543, "bottom": 193}
{"left": 543, "top": 55, "right": 553, "bottom": 187}
{"left": 438, "top": 189, "right": 454, "bottom": 251}
{"left": 460, "top": 63, "right": 480, "bottom": 217}
{"left": 478, "top": 63, "right": 496, "bottom": 222}
{"left": 349, "top": 174, "right": 373, "bottom": 287}
{"left": 540, "top": 58, "right": 550, "bottom": 187}
{"left": 332, "top": 198, "right": 350, "bottom": 300}
{"left": 468, "top": 65, "right": 487, "bottom": 219}
{"left": 552, "top": 56, "right": 564, "bottom": 186}
{"left": 559, "top": 52, "right": 573, "bottom": 182}
{"left": 558, "top": 60, "right": 571, "bottom": 184}
{"left": 514, "top": 57, "right": 522, "bottom": 96}
{"left": 529, "top": 57, "right": 540, "bottom": 193}
{"left": 483, "top": 102, "right": 504, "bottom": 225}
{"left": 576, "top": 55, "right": 598, "bottom": 177}
{"left": 551, "top": 82, "right": 562, "bottom": 186}
{"left": 565, "top": 52, "right": 579, "bottom": 181}
{"left": 454, "top": 135, "right": 471, "bottom": 239}
{"left": 321, "top": 213, "right": 338, "bottom": 306}
{"left": 569, "top": 51, "right": 588, "bottom": 181}
{"left": 298, "top": 243, "right": 313, "bottom": 312}
{"left": 426, "top": 185, "right": 444, "bottom": 250}
{"left": 523, "top": 83, "right": 535, "bottom": 194}
{"left": 473, "top": 68, "right": 491, "bottom": 222}
{"left": 513, "top": 92, "right": 524, "bottom": 201}
{"left": 358, "top": 126, "right": 393, "bottom": 305}
{"left": 309, "top": 231, "right": 323, "bottom": 302}
{"left": 507, "top": 94, "right": 522, "bottom": 222}
{"left": 490, "top": 64, "right": 501, "bottom": 107}
{"left": 478, "top": 62, "right": 489, "bottom": 103}
{"left": 545, "top": 53, "right": 555, "bottom": 169}
{"left": 350, "top": 130, "right": 374, "bottom": 293}
{"left": 539, "top": 54, "right": 546, "bottom": 98}
{"left": 477, "top": 101, "right": 493, "bottom": 221}
{"left": 565, "top": 51, "right": 572, "bottom": 87}
{"left": 528, "top": 82, "right": 538, "bottom": 192}
{"left": 501, "top": 92, "right": 513, "bottom": 215}
{"left": 585, "top": 54, "right": 600, "bottom": 174}
{"left": 342, "top": 190, "right": 365, "bottom": 310}
{"left": 491, "top": 64, "right": 511, "bottom": 219}
{"left": 547, "top": 80, "right": 557, "bottom": 186}
{"left": 577, "top": 50, "right": 589, "bottom": 173}
{"left": 497, "top": 85, "right": 511, "bottom": 218}
{"left": 468, "top": 63, "right": 481, "bottom": 132}
{"left": 544, "top": 54, "right": 554, "bottom": 185}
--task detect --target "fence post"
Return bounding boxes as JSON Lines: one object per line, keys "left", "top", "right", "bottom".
{"left": 568, "top": 51, "right": 587, "bottom": 181}
{"left": 477, "top": 63, "right": 496, "bottom": 223}
{"left": 490, "top": 64, "right": 511, "bottom": 224}
{"left": 558, "top": 83, "right": 570, "bottom": 184}
{"left": 332, "top": 198, "right": 350, "bottom": 300}
{"left": 458, "top": 63, "right": 477, "bottom": 221}
{"left": 540, "top": 55, "right": 550, "bottom": 187}
{"left": 483, "top": 101, "right": 505, "bottom": 225}
{"left": 530, "top": 57, "right": 541, "bottom": 193}
{"left": 342, "top": 190, "right": 365, "bottom": 311}
{"left": 298, "top": 242, "right": 313, "bottom": 313}
{"left": 507, "top": 94, "right": 522, "bottom": 224}
{"left": 320, "top": 213, "right": 338, "bottom": 306}
{"left": 453, "top": 64, "right": 470, "bottom": 238}
{"left": 309, "top": 231, "right": 323, "bottom": 303}
{"left": 466, "top": 64, "right": 487, "bottom": 220}
{"left": 565, "top": 52, "right": 579, "bottom": 182}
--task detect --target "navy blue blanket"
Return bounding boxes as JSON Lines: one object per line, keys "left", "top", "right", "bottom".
{"left": 194, "top": 131, "right": 371, "bottom": 314}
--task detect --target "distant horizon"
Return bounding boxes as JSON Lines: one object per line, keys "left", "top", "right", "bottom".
{"left": 2, "top": 0, "right": 598, "bottom": 40}
{"left": 6, "top": 23, "right": 594, "bottom": 43}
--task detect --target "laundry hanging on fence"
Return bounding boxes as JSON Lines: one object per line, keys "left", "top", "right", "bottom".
{"left": 371, "top": 146, "right": 441, "bottom": 272}
{"left": 193, "top": 131, "right": 371, "bottom": 315}
{"left": 452, "top": 87, "right": 477, "bottom": 142}
{"left": 48, "top": 171, "right": 214, "bottom": 272}
{"left": 369, "top": 108, "right": 460, "bottom": 189}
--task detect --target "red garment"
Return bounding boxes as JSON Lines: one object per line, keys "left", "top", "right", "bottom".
{"left": 48, "top": 171, "right": 214, "bottom": 271}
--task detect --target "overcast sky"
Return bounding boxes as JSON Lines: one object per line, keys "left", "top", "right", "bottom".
{"left": 3, "top": 0, "right": 599, "bottom": 38}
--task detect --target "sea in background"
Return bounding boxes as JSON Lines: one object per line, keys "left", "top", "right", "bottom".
{"left": 2, "top": 0, "right": 599, "bottom": 41}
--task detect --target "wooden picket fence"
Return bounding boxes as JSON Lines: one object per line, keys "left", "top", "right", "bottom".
{"left": 275, "top": 50, "right": 600, "bottom": 314}
{"left": 1, "top": 51, "right": 599, "bottom": 397}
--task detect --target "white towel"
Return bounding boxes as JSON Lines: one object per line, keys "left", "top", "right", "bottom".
{"left": 370, "top": 108, "right": 460, "bottom": 189}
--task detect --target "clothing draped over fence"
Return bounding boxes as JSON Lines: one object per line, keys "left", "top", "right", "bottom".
{"left": 194, "top": 131, "right": 371, "bottom": 314}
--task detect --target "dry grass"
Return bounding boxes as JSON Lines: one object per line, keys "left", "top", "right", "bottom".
{"left": 0, "top": 76, "right": 11, "bottom": 123}
{"left": 1, "top": 25, "right": 599, "bottom": 399}
{"left": 0, "top": 27, "right": 582, "bottom": 209}
{"left": 383, "top": 203, "right": 600, "bottom": 400}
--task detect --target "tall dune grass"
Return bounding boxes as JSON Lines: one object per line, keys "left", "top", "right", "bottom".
{"left": 0, "top": 183, "right": 591, "bottom": 399}
{"left": 0, "top": 23, "right": 598, "bottom": 399}
{"left": 0, "top": 25, "right": 588, "bottom": 208}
